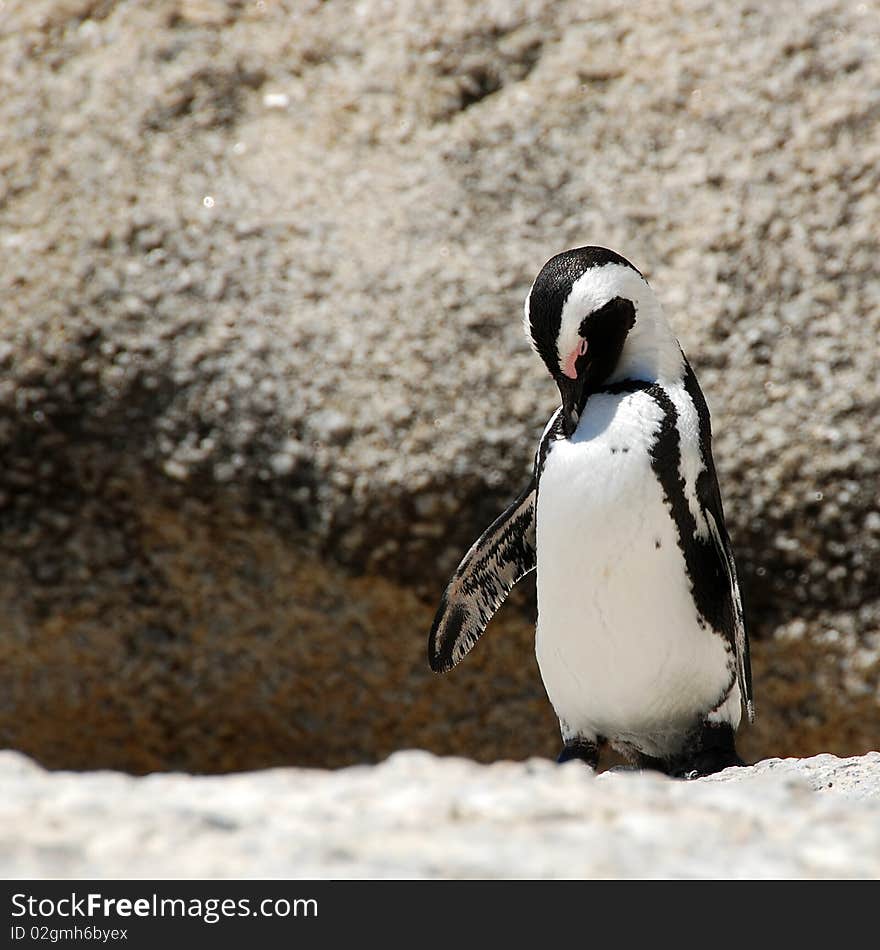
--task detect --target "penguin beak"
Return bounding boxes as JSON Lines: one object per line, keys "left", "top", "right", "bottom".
{"left": 558, "top": 338, "right": 589, "bottom": 436}
{"left": 558, "top": 373, "right": 587, "bottom": 438}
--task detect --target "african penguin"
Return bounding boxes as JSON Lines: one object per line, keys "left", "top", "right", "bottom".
{"left": 428, "top": 246, "right": 754, "bottom": 777}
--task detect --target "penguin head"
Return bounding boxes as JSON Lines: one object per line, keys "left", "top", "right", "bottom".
{"left": 523, "top": 246, "right": 681, "bottom": 435}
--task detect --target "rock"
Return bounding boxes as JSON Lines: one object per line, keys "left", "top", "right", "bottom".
{"left": 1, "top": 750, "right": 879, "bottom": 878}
{"left": 0, "top": 0, "right": 878, "bottom": 771}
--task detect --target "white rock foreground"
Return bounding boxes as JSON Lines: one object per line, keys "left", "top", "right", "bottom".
{"left": 2, "top": 751, "right": 879, "bottom": 879}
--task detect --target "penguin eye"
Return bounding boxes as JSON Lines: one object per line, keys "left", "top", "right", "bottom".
{"left": 578, "top": 296, "right": 637, "bottom": 337}
{"left": 577, "top": 338, "right": 588, "bottom": 356}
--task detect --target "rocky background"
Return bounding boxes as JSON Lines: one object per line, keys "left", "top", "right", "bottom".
{"left": 0, "top": 0, "right": 878, "bottom": 774}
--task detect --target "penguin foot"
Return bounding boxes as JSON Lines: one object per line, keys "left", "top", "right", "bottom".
{"left": 670, "top": 721, "right": 745, "bottom": 778}
{"left": 607, "top": 755, "right": 666, "bottom": 775}
{"left": 673, "top": 750, "right": 745, "bottom": 779}
{"left": 557, "top": 739, "right": 599, "bottom": 769}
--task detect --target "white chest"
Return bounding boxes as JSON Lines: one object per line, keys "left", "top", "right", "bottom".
{"left": 534, "top": 390, "right": 734, "bottom": 755}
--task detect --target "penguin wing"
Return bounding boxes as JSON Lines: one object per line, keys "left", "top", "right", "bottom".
{"left": 680, "top": 359, "right": 755, "bottom": 723}
{"left": 703, "top": 487, "right": 755, "bottom": 723}
{"left": 427, "top": 476, "right": 537, "bottom": 673}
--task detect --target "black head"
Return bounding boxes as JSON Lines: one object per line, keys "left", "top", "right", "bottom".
{"left": 524, "top": 246, "right": 646, "bottom": 435}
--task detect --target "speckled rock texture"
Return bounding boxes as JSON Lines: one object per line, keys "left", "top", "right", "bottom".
{"left": 2, "top": 750, "right": 879, "bottom": 878}
{"left": 0, "top": 0, "right": 878, "bottom": 771}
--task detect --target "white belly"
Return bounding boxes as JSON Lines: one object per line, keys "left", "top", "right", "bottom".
{"left": 535, "top": 390, "right": 736, "bottom": 758}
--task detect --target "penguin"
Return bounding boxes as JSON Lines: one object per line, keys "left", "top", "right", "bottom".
{"left": 428, "top": 246, "right": 754, "bottom": 777}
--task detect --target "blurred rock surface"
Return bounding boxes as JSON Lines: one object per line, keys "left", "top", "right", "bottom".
{"left": 2, "top": 750, "right": 879, "bottom": 878}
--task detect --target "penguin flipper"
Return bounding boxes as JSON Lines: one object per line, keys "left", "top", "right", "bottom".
{"left": 428, "top": 478, "right": 537, "bottom": 673}
{"left": 683, "top": 358, "right": 755, "bottom": 724}
{"left": 705, "top": 505, "right": 755, "bottom": 724}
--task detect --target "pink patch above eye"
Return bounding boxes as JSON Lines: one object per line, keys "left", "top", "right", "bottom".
{"left": 561, "top": 338, "right": 588, "bottom": 379}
